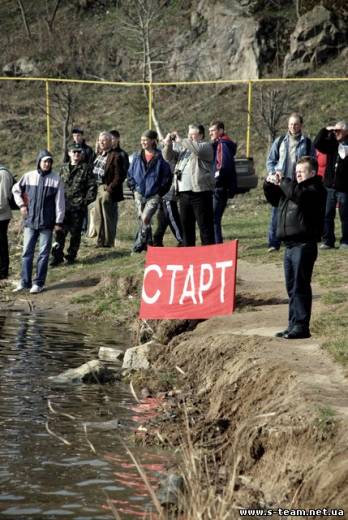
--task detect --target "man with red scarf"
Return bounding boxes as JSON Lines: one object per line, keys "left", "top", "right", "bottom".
{"left": 209, "top": 120, "right": 237, "bottom": 243}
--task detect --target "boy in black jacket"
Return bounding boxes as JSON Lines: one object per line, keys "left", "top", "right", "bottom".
{"left": 264, "top": 156, "right": 326, "bottom": 339}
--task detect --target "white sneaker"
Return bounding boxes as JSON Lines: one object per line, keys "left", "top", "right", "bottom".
{"left": 29, "top": 284, "right": 44, "bottom": 294}
{"left": 12, "top": 282, "right": 26, "bottom": 293}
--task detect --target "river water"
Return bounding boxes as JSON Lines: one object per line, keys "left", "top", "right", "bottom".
{"left": 0, "top": 311, "right": 166, "bottom": 519}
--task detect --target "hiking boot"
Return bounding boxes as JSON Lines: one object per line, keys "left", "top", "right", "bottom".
{"left": 29, "top": 284, "right": 44, "bottom": 294}
{"left": 283, "top": 329, "right": 311, "bottom": 340}
{"left": 65, "top": 256, "right": 75, "bottom": 265}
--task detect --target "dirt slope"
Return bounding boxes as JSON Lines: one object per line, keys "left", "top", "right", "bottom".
{"left": 146, "top": 260, "right": 348, "bottom": 510}
{"left": 4, "top": 258, "right": 348, "bottom": 510}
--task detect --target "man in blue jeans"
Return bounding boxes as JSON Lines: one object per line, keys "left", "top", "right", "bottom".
{"left": 314, "top": 121, "right": 348, "bottom": 249}
{"left": 12, "top": 150, "right": 65, "bottom": 294}
{"left": 266, "top": 113, "right": 315, "bottom": 252}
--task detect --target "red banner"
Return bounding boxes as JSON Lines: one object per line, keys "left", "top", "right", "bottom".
{"left": 139, "top": 241, "right": 238, "bottom": 319}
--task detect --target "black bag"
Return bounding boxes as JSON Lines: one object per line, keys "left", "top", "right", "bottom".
{"left": 9, "top": 192, "right": 20, "bottom": 210}
{"left": 8, "top": 171, "right": 20, "bottom": 210}
{"left": 0, "top": 166, "right": 19, "bottom": 210}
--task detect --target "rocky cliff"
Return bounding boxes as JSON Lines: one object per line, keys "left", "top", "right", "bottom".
{"left": 2, "top": 0, "right": 347, "bottom": 81}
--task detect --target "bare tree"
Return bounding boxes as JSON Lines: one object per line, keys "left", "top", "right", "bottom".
{"left": 119, "top": 0, "right": 170, "bottom": 139}
{"left": 251, "top": 87, "right": 296, "bottom": 146}
{"left": 294, "top": 0, "right": 301, "bottom": 19}
{"left": 54, "top": 88, "right": 75, "bottom": 161}
{"left": 16, "top": 0, "right": 32, "bottom": 40}
{"left": 45, "top": 0, "right": 62, "bottom": 32}
{"left": 39, "top": 86, "right": 77, "bottom": 161}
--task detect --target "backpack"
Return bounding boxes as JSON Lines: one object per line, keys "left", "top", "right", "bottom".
{"left": 0, "top": 166, "right": 19, "bottom": 210}
{"left": 276, "top": 134, "right": 312, "bottom": 157}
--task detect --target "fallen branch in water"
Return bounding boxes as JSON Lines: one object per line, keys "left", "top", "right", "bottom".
{"left": 83, "top": 423, "right": 97, "bottom": 454}
{"left": 47, "top": 399, "right": 76, "bottom": 421}
{"left": 45, "top": 421, "right": 71, "bottom": 446}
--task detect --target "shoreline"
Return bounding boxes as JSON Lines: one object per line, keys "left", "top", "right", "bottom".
{"left": 2, "top": 203, "right": 348, "bottom": 514}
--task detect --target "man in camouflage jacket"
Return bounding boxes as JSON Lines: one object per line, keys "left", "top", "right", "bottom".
{"left": 50, "top": 143, "right": 97, "bottom": 266}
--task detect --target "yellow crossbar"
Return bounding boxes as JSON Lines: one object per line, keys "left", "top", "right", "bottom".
{"left": 1, "top": 75, "right": 347, "bottom": 154}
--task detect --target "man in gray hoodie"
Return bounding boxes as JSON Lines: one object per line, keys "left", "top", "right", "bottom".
{"left": 12, "top": 150, "right": 65, "bottom": 293}
{"left": 0, "top": 164, "right": 13, "bottom": 279}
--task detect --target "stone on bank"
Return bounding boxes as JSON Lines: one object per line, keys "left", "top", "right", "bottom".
{"left": 98, "top": 347, "right": 124, "bottom": 363}
{"left": 122, "top": 340, "right": 163, "bottom": 370}
{"left": 48, "top": 359, "right": 120, "bottom": 384}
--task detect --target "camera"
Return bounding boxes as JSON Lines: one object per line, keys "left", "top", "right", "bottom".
{"left": 175, "top": 170, "right": 182, "bottom": 181}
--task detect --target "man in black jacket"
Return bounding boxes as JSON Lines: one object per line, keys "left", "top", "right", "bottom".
{"left": 264, "top": 156, "right": 326, "bottom": 339}
{"left": 314, "top": 121, "right": 348, "bottom": 249}
{"left": 110, "top": 130, "right": 129, "bottom": 181}
{"left": 209, "top": 120, "right": 237, "bottom": 244}
{"left": 65, "top": 128, "right": 95, "bottom": 167}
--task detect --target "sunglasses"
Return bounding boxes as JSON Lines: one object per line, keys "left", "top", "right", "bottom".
{"left": 71, "top": 150, "right": 82, "bottom": 154}
{"left": 333, "top": 129, "right": 342, "bottom": 133}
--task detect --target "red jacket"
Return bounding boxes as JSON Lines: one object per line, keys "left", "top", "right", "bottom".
{"left": 316, "top": 149, "right": 327, "bottom": 178}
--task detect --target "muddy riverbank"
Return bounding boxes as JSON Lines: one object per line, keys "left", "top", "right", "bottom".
{"left": 2, "top": 205, "right": 348, "bottom": 516}
{"left": 3, "top": 256, "right": 347, "bottom": 515}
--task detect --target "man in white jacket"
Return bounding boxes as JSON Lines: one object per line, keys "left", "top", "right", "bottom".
{"left": 12, "top": 150, "right": 65, "bottom": 294}
{"left": 0, "top": 165, "right": 13, "bottom": 280}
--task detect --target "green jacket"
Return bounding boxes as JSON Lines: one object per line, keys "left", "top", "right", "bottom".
{"left": 59, "top": 162, "right": 97, "bottom": 212}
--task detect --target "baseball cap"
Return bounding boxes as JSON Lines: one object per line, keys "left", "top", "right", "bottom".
{"left": 68, "top": 143, "right": 83, "bottom": 152}
{"left": 71, "top": 127, "right": 84, "bottom": 135}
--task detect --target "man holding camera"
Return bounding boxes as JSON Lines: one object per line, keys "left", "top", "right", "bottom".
{"left": 314, "top": 121, "right": 348, "bottom": 249}
{"left": 264, "top": 156, "right": 326, "bottom": 339}
{"left": 163, "top": 124, "right": 215, "bottom": 246}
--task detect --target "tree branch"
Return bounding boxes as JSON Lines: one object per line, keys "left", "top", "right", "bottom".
{"left": 16, "top": 0, "right": 32, "bottom": 40}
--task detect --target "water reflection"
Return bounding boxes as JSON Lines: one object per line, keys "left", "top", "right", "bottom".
{"left": 0, "top": 311, "right": 167, "bottom": 519}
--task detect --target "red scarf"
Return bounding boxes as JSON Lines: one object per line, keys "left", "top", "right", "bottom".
{"left": 216, "top": 133, "right": 233, "bottom": 170}
{"left": 144, "top": 150, "right": 155, "bottom": 163}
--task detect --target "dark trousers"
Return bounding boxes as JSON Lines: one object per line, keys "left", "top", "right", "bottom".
{"left": 0, "top": 219, "right": 10, "bottom": 278}
{"left": 52, "top": 210, "right": 85, "bottom": 262}
{"left": 268, "top": 206, "right": 281, "bottom": 249}
{"left": 178, "top": 191, "right": 215, "bottom": 246}
{"left": 284, "top": 242, "right": 317, "bottom": 333}
{"left": 323, "top": 187, "right": 348, "bottom": 247}
{"left": 153, "top": 199, "right": 183, "bottom": 246}
{"left": 213, "top": 187, "right": 228, "bottom": 244}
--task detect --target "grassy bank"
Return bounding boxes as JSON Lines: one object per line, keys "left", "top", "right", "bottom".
{"left": 3, "top": 185, "right": 348, "bottom": 518}
{"left": 3, "top": 184, "right": 348, "bottom": 366}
